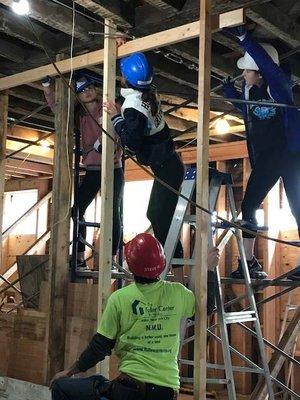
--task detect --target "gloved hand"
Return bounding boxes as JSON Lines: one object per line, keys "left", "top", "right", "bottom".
{"left": 223, "top": 25, "right": 246, "bottom": 41}
{"left": 222, "top": 76, "right": 234, "bottom": 89}
{"left": 41, "top": 75, "right": 52, "bottom": 87}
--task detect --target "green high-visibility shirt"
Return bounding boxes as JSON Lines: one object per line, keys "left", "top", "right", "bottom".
{"left": 97, "top": 280, "right": 195, "bottom": 390}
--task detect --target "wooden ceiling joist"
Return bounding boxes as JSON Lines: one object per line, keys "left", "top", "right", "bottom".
{"left": 0, "top": 7, "right": 57, "bottom": 49}
{"left": 247, "top": 3, "right": 300, "bottom": 47}
{"left": 0, "top": 38, "right": 25, "bottom": 63}
{"left": 143, "top": 0, "right": 187, "bottom": 13}
{"left": 0, "top": 8, "right": 244, "bottom": 91}
{"left": 0, "top": 0, "right": 95, "bottom": 41}
{"left": 74, "top": 0, "right": 134, "bottom": 27}
{"left": 5, "top": 158, "right": 53, "bottom": 175}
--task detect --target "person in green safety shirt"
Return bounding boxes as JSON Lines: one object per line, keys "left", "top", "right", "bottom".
{"left": 51, "top": 233, "right": 220, "bottom": 400}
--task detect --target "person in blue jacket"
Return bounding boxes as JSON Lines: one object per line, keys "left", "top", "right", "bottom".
{"left": 103, "top": 53, "right": 185, "bottom": 282}
{"left": 223, "top": 26, "right": 300, "bottom": 281}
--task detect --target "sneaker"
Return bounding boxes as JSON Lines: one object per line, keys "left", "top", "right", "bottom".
{"left": 69, "top": 259, "right": 89, "bottom": 272}
{"left": 287, "top": 266, "right": 300, "bottom": 281}
{"left": 230, "top": 256, "right": 268, "bottom": 279}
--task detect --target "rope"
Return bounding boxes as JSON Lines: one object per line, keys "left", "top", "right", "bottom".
{"left": 23, "top": 16, "right": 300, "bottom": 250}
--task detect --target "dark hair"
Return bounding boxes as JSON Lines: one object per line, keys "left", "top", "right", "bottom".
{"left": 134, "top": 275, "right": 159, "bottom": 284}
{"left": 141, "top": 88, "right": 159, "bottom": 117}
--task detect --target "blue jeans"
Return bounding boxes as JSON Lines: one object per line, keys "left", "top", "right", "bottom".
{"left": 51, "top": 374, "right": 177, "bottom": 400}
{"left": 52, "top": 375, "right": 109, "bottom": 400}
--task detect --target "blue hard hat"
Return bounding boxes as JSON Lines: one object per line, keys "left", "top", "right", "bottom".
{"left": 75, "top": 76, "right": 95, "bottom": 94}
{"left": 120, "top": 52, "right": 153, "bottom": 89}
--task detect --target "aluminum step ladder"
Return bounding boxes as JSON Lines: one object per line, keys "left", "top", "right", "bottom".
{"left": 278, "top": 292, "right": 299, "bottom": 400}
{"left": 162, "top": 167, "right": 275, "bottom": 400}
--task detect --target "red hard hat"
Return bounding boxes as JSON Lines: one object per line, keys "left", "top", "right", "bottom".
{"left": 125, "top": 233, "right": 166, "bottom": 279}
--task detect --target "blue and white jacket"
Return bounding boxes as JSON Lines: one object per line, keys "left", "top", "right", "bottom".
{"left": 112, "top": 88, "right": 175, "bottom": 167}
{"left": 223, "top": 34, "right": 300, "bottom": 163}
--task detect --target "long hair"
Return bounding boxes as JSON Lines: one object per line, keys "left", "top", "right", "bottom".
{"left": 141, "top": 86, "right": 159, "bottom": 117}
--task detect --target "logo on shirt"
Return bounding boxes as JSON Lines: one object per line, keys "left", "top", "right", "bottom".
{"left": 252, "top": 105, "right": 277, "bottom": 120}
{"left": 132, "top": 300, "right": 145, "bottom": 316}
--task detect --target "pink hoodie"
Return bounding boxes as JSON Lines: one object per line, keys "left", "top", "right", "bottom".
{"left": 44, "top": 88, "right": 122, "bottom": 169}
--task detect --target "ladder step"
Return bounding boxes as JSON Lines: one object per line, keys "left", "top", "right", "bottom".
{"left": 224, "top": 311, "right": 256, "bottom": 324}
{"left": 184, "top": 215, "right": 196, "bottom": 223}
{"left": 172, "top": 258, "right": 195, "bottom": 265}
{"left": 78, "top": 221, "right": 100, "bottom": 228}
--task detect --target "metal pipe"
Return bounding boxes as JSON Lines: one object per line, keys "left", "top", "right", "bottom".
{"left": 212, "top": 95, "right": 300, "bottom": 111}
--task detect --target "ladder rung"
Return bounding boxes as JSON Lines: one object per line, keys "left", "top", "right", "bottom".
{"left": 184, "top": 215, "right": 196, "bottom": 223}
{"left": 78, "top": 221, "right": 100, "bottom": 228}
{"left": 207, "top": 379, "right": 229, "bottom": 385}
{"left": 172, "top": 258, "right": 195, "bottom": 265}
{"left": 224, "top": 311, "right": 256, "bottom": 324}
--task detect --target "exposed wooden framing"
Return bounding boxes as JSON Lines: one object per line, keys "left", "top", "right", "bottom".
{"left": 143, "top": 0, "right": 186, "bottom": 12}
{"left": 0, "top": 38, "right": 25, "bottom": 63}
{"left": 0, "top": 7, "right": 57, "bottom": 49}
{"left": 134, "top": 0, "right": 268, "bottom": 34}
{"left": 9, "top": 86, "right": 45, "bottom": 106}
{"left": 47, "top": 55, "right": 74, "bottom": 381}
{"left": 74, "top": 0, "right": 134, "bottom": 27}
{"left": 8, "top": 106, "right": 53, "bottom": 123}
{"left": 250, "top": 307, "right": 300, "bottom": 400}
{"left": 262, "top": 181, "right": 280, "bottom": 360}
{"left": 0, "top": 230, "right": 51, "bottom": 286}
{"left": 194, "top": 0, "right": 211, "bottom": 398}
{"left": 97, "top": 20, "right": 117, "bottom": 376}
{"left": 0, "top": 8, "right": 245, "bottom": 91}
{"left": 247, "top": 3, "right": 300, "bottom": 48}
{"left": 0, "top": 91, "right": 8, "bottom": 271}
{"left": 0, "top": 0, "right": 94, "bottom": 41}
{"left": 5, "top": 159, "right": 52, "bottom": 175}
{"left": 2, "top": 191, "right": 52, "bottom": 240}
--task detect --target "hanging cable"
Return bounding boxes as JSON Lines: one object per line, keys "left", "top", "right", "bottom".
{"left": 23, "top": 15, "right": 300, "bottom": 249}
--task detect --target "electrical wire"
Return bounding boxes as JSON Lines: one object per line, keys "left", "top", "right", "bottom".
{"left": 23, "top": 16, "right": 300, "bottom": 250}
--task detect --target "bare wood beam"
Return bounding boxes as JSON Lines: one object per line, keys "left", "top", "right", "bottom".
{"left": 97, "top": 19, "right": 116, "bottom": 376}
{"left": 135, "top": 0, "right": 268, "bottom": 34}
{"left": 9, "top": 86, "right": 45, "bottom": 105}
{"left": 250, "top": 307, "right": 300, "bottom": 400}
{"left": 246, "top": 3, "right": 300, "bottom": 47}
{"left": 6, "top": 158, "right": 53, "bottom": 175}
{"left": 74, "top": 0, "right": 134, "bottom": 27}
{"left": 0, "top": 9, "right": 245, "bottom": 90}
{"left": 0, "top": 0, "right": 94, "bottom": 41}
{"left": 143, "top": 0, "right": 186, "bottom": 12}
{"left": 0, "top": 38, "right": 25, "bottom": 63}
{"left": 8, "top": 106, "right": 53, "bottom": 123}
{"left": 0, "top": 7, "right": 57, "bottom": 49}
{"left": 47, "top": 55, "right": 74, "bottom": 381}
{"left": 212, "top": 31, "right": 243, "bottom": 54}
{"left": 0, "top": 91, "right": 8, "bottom": 268}
{"left": 166, "top": 41, "right": 237, "bottom": 77}
{"left": 0, "top": 230, "right": 51, "bottom": 286}
{"left": 2, "top": 191, "right": 52, "bottom": 239}
{"left": 194, "top": 0, "right": 211, "bottom": 398}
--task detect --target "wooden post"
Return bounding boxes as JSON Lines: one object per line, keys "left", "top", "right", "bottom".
{"left": 0, "top": 91, "right": 8, "bottom": 268}
{"left": 47, "top": 55, "right": 74, "bottom": 381}
{"left": 97, "top": 20, "right": 117, "bottom": 377}
{"left": 194, "top": 0, "right": 211, "bottom": 399}
{"left": 263, "top": 181, "right": 280, "bottom": 359}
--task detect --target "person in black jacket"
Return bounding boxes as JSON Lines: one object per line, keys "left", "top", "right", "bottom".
{"left": 223, "top": 26, "right": 300, "bottom": 280}
{"left": 104, "top": 53, "right": 186, "bottom": 282}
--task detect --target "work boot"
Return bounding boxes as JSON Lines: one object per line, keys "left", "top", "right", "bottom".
{"left": 230, "top": 256, "right": 268, "bottom": 279}
{"left": 287, "top": 266, "right": 300, "bottom": 281}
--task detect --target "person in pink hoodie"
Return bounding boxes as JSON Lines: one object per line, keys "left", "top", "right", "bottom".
{"left": 42, "top": 73, "right": 124, "bottom": 269}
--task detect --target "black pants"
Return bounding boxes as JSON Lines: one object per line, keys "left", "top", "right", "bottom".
{"left": 242, "top": 149, "right": 300, "bottom": 238}
{"left": 147, "top": 153, "right": 185, "bottom": 266}
{"left": 76, "top": 168, "right": 124, "bottom": 255}
{"left": 51, "top": 375, "right": 176, "bottom": 400}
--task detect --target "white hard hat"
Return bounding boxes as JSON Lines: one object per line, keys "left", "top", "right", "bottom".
{"left": 237, "top": 43, "right": 279, "bottom": 71}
